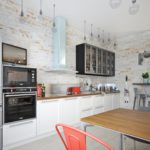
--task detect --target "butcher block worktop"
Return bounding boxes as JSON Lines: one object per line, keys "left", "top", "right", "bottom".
{"left": 37, "top": 91, "right": 120, "bottom": 101}
{"left": 37, "top": 92, "right": 103, "bottom": 100}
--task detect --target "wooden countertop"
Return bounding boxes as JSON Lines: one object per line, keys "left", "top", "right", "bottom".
{"left": 37, "top": 92, "right": 103, "bottom": 100}
{"left": 37, "top": 91, "right": 120, "bottom": 101}
{"left": 81, "top": 108, "right": 150, "bottom": 141}
{"left": 133, "top": 83, "right": 150, "bottom": 85}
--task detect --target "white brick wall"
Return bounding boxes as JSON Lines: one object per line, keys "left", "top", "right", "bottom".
{"left": 1, "top": 0, "right": 150, "bottom": 108}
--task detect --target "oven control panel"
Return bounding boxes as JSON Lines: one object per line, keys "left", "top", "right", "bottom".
{"left": 3, "top": 88, "right": 37, "bottom": 93}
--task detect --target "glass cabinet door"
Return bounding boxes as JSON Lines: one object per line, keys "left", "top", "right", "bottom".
{"left": 101, "top": 50, "right": 106, "bottom": 75}
{"left": 97, "top": 48, "right": 102, "bottom": 74}
{"left": 85, "top": 45, "right": 97, "bottom": 74}
{"left": 85, "top": 44, "right": 91, "bottom": 73}
{"left": 110, "top": 53, "right": 115, "bottom": 75}
{"left": 91, "top": 46, "right": 97, "bottom": 74}
{"left": 106, "top": 51, "right": 110, "bottom": 75}
{"left": 83, "top": 43, "right": 115, "bottom": 76}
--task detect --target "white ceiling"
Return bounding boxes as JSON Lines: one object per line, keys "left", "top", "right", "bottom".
{"left": 16, "top": 0, "right": 150, "bottom": 35}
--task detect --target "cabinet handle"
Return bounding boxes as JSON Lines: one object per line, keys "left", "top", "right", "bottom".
{"left": 42, "top": 99, "right": 58, "bottom": 103}
{"left": 94, "top": 95, "right": 103, "bottom": 97}
{"left": 9, "top": 120, "right": 33, "bottom": 128}
{"left": 65, "top": 98, "right": 76, "bottom": 101}
{"left": 95, "top": 106, "right": 104, "bottom": 109}
{"left": 82, "top": 108, "right": 92, "bottom": 112}
{"left": 82, "top": 96, "right": 92, "bottom": 99}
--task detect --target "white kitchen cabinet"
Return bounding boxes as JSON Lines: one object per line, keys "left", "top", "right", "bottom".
{"left": 60, "top": 98, "right": 79, "bottom": 125}
{"left": 104, "top": 94, "right": 113, "bottom": 112}
{"left": 79, "top": 96, "right": 93, "bottom": 118}
{"left": 93, "top": 95, "right": 104, "bottom": 115}
{"left": 112, "top": 93, "right": 120, "bottom": 109}
{"left": 3, "top": 119, "right": 36, "bottom": 146}
{"left": 37, "top": 100, "right": 59, "bottom": 136}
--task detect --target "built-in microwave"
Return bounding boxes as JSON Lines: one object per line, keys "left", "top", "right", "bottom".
{"left": 3, "top": 66, "right": 37, "bottom": 88}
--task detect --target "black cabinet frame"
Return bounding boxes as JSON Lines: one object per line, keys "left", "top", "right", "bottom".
{"left": 76, "top": 43, "right": 115, "bottom": 76}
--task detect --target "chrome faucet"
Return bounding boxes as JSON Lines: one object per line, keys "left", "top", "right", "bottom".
{"left": 89, "top": 84, "right": 97, "bottom": 92}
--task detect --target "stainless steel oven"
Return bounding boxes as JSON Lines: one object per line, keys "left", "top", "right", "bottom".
{"left": 3, "top": 88, "right": 36, "bottom": 124}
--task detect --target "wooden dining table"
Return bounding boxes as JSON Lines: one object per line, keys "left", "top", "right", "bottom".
{"left": 81, "top": 108, "right": 150, "bottom": 150}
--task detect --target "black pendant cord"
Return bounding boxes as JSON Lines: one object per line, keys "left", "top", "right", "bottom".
{"left": 53, "top": 3, "right": 56, "bottom": 27}
{"left": 39, "top": 0, "right": 43, "bottom": 15}
{"left": 90, "top": 24, "right": 93, "bottom": 38}
{"left": 20, "top": 0, "right": 24, "bottom": 17}
{"left": 84, "top": 20, "right": 86, "bottom": 41}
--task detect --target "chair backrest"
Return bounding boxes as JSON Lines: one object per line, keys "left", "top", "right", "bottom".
{"left": 134, "top": 88, "right": 145, "bottom": 96}
{"left": 55, "top": 123, "right": 113, "bottom": 150}
{"left": 144, "top": 87, "right": 150, "bottom": 96}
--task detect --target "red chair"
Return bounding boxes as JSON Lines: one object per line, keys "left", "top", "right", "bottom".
{"left": 55, "top": 123, "right": 113, "bottom": 150}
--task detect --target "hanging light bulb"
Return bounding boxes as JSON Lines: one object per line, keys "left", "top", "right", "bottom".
{"left": 97, "top": 28, "right": 100, "bottom": 41}
{"left": 39, "top": 0, "right": 43, "bottom": 15}
{"left": 109, "top": 0, "right": 122, "bottom": 9}
{"left": 20, "top": 0, "right": 24, "bottom": 17}
{"left": 90, "top": 24, "right": 94, "bottom": 42}
{"left": 83, "top": 20, "right": 87, "bottom": 41}
{"left": 113, "top": 36, "right": 117, "bottom": 49}
{"left": 129, "top": 0, "right": 140, "bottom": 15}
{"left": 102, "top": 30, "right": 105, "bottom": 44}
{"left": 107, "top": 33, "right": 111, "bottom": 44}
{"left": 90, "top": 24, "right": 93, "bottom": 37}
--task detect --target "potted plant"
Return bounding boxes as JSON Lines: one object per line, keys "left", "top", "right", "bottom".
{"left": 142, "top": 72, "right": 149, "bottom": 83}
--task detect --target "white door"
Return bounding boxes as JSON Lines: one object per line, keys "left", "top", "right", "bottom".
{"left": 60, "top": 98, "right": 79, "bottom": 125}
{"left": 37, "top": 100, "right": 59, "bottom": 136}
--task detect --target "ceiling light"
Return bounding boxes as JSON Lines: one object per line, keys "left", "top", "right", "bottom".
{"left": 129, "top": 0, "right": 140, "bottom": 15}
{"left": 110, "top": 0, "right": 122, "bottom": 9}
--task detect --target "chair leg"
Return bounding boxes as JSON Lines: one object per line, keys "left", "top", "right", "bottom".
{"left": 139, "top": 98, "right": 141, "bottom": 108}
{"left": 133, "top": 96, "right": 136, "bottom": 110}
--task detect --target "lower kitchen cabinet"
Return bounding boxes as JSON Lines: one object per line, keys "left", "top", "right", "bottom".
{"left": 112, "top": 93, "right": 120, "bottom": 109}
{"left": 37, "top": 100, "right": 59, "bottom": 136}
{"left": 104, "top": 94, "right": 113, "bottom": 112}
{"left": 59, "top": 98, "right": 80, "bottom": 125}
{"left": 3, "top": 119, "right": 36, "bottom": 146}
{"left": 93, "top": 95, "right": 104, "bottom": 115}
{"left": 79, "top": 96, "right": 93, "bottom": 118}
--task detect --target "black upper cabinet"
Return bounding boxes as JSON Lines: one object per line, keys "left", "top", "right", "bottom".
{"left": 76, "top": 43, "right": 115, "bottom": 76}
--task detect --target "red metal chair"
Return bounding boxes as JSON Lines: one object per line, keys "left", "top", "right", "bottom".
{"left": 55, "top": 123, "right": 113, "bottom": 150}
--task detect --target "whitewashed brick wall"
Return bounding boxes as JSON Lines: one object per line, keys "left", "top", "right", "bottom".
{"left": 1, "top": 0, "right": 150, "bottom": 108}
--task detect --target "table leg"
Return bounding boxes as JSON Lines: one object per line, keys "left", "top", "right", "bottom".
{"left": 121, "top": 134, "right": 124, "bottom": 150}
{"left": 80, "top": 122, "right": 93, "bottom": 132}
